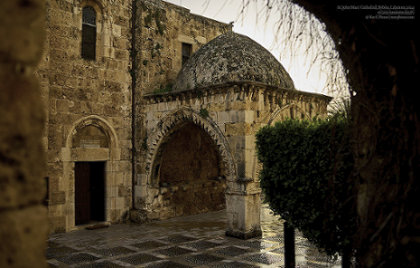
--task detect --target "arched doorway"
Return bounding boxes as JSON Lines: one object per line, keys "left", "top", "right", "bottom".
{"left": 153, "top": 122, "right": 226, "bottom": 218}
{"left": 72, "top": 125, "right": 108, "bottom": 225}
{"left": 62, "top": 115, "right": 121, "bottom": 230}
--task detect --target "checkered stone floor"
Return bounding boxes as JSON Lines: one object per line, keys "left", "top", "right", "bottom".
{"left": 47, "top": 204, "right": 341, "bottom": 267}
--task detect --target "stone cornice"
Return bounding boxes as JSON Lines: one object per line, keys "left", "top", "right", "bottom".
{"left": 142, "top": 81, "right": 332, "bottom": 104}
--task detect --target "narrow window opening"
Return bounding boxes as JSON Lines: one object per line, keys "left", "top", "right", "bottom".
{"left": 182, "top": 43, "right": 192, "bottom": 65}
{"left": 43, "top": 177, "right": 49, "bottom": 207}
{"left": 82, "top": 6, "right": 97, "bottom": 60}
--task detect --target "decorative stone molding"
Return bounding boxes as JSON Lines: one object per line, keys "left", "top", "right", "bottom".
{"left": 65, "top": 115, "right": 119, "bottom": 156}
{"left": 77, "top": 0, "right": 108, "bottom": 16}
{"left": 143, "top": 81, "right": 330, "bottom": 108}
{"left": 145, "top": 108, "right": 236, "bottom": 185}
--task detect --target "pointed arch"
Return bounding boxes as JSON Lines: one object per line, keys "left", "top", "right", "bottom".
{"left": 65, "top": 115, "right": 119, "bottom": 157}
{"left": 267, "top": 103, "right": 311, "bottom": 125}
{"left": 145, "top": 108, "right": 236, "bottom": 185}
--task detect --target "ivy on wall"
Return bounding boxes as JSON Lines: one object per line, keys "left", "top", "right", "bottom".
{"left": 144, "top": 9, "right": 166, "bottom": 35}
{"left": 256, "top": 117, "right": 356, "bottom": 256}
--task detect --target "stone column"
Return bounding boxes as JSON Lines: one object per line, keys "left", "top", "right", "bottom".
{"left": 0, "top": 0, "right": 48, "bottom": 267}
{"left": 225, "top": 180, "right": 262, "bottom": 239}
{"left": 224, "top": 108, "right": 262, "bottom": 239}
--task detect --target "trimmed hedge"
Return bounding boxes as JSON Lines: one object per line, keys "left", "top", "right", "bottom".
{"left": 256, "top": 117, "right": 356, "bottom": 256}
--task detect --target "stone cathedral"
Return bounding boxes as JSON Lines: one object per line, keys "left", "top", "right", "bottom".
{"left": 38, "top": 0, "right": 330, "bottom": 238}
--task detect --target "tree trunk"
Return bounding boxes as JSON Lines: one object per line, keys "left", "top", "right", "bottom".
{"left": 342, "top": 246, "right": 352, "bottom": 268}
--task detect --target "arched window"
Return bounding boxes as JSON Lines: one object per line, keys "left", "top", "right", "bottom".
{"left": 81, "top": 6, "right": 96, "bottom": 60}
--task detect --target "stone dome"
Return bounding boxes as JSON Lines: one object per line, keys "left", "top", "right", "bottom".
{"left": 173, "top": 32, "right": 295, "bottom": 92}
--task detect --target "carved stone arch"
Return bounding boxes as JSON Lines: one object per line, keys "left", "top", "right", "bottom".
{"left": 65, "top": 115, "right": 119, "bottom": 156}
{"left": 77, "top": 0, "right": 107, "bottom": 11}
{"left": 267, "top": 103, "right": 311, "bottom": 125}
{"left": 145, "top": 108, "right": 236, "bottom": 186}
{"left": 77, "top": 0, "right": 108, "bottom": 23}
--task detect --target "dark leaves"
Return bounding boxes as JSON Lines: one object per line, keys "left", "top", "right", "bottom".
{"left": 256, "top": 118, "right": 356, "bottom": 256}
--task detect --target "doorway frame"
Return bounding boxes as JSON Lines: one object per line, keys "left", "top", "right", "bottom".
{"left": 62, "top": 115, "right": 121, "bottom": 231}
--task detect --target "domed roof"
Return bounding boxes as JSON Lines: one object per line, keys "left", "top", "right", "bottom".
{"left": 173, "top": 32, "right": 295, "bottom": 92}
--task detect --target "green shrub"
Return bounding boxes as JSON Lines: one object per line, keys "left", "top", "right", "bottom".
{"left": 256, "top": 117, "right": 356, "bottom": 256}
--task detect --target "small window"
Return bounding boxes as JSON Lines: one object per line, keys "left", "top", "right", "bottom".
{"left": 182, "top": 43, "right": 192, "bottom": 65}
{"left": 81, "top": 6, "right": 96, "bottom": 60}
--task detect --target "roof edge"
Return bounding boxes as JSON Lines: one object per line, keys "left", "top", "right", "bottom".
{"left": 144, "top": 80, "right": 332, "bottom": 102}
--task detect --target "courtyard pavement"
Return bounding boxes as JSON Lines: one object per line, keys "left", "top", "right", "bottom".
{"left": 47, "top": 204, "right": 340, "bottom": 268}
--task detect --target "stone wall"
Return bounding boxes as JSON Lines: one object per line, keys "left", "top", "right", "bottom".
{"left": 0, "top": 0, "right": 48, "bottom": 266}
{"left": 134, "top": 0, "right": 232, "bottom": 95}
{"left": 151, "top": 122, "right": 226, "bottom": 219}
{"left": 40, "top": 0, "right": 132, "bottom": 232}
{"left": 159, "top": 123, "right": 220, "bottom": 184}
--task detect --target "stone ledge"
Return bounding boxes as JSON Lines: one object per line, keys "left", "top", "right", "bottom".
{"left": 143, "top": 81, "right": 331, "bottom": 106}
{"left": 70, "top": 148, "right": 110, "bottom": 161}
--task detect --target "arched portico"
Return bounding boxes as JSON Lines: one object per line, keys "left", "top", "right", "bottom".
{"left": 133, "top": 32, "right": 331, "bottom": 239}
{"left": 149, "top": 123, "right": 228, "bottom": 218}
{"left": 145, "top": 108, "right": 237, "bottom": 183}
{"left": 138, "top": 109, "right": 239, "bottom": 219}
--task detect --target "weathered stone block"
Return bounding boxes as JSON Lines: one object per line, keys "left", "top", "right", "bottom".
{"left": 0, "top": 206, "right": 48, "bottom": 267}
{"left": 118, "top": 185, "right": 129, "bottom": 197}
{"left": 225, "top": 123, "right": 252, "bottom": 136}
{"left": 50, "top": 191, "right": 66, "bottom": 205}
{"left": 0, "top": 73, "right": 46, "bottom": 209}
{"left": 130, "top": 209, "right": 148, "bottom": 223}
{"left": 110, "top": 209, "right": 120, "bottom": 222}
{"left": 0, "top": 0, "right": 45, "bottom": 64}
{"left": 225, "top": 191, "right": 261, "bottom": 239}
{"left": 48, "top": 215, "right": 66, "bottom": 233}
